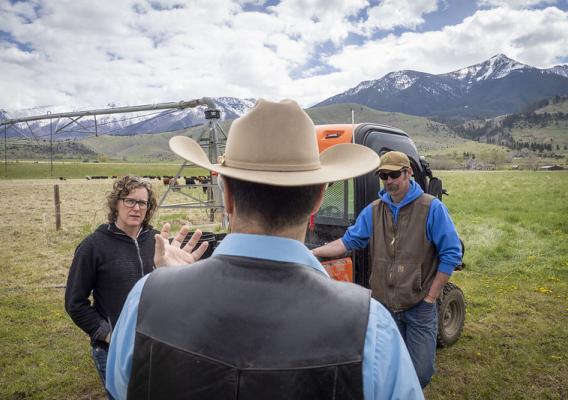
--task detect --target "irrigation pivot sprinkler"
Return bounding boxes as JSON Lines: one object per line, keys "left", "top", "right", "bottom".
{"left": 158, "top": 101, "right": 227, "bottom": 228}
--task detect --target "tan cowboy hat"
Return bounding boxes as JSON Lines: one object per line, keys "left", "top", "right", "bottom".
{"left": 169, "top": 99, "right": 380, "bottom": 186}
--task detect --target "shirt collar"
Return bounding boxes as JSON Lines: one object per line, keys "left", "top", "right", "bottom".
{"left": 213, "top": 233, "right": 329, "bottom": 277}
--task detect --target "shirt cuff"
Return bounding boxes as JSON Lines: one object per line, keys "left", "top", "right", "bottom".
{"left": 341, "top": 237, "right": 352, "bottom": 251}
{"left": 438, "top": 262, "right": 455, "bottom": 276}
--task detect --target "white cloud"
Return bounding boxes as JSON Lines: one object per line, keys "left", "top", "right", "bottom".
{"left": 268, "top": 0, "right": 368, "bottom": 45}
{"left": 360, "top": 0, "right": 439, "bottom": 33}
{"left": 0, "top": 0, "right": 567, "bottom": 112}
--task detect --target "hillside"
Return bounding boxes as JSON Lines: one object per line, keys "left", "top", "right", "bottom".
{"left": 6, "top": 104, "right": 504, "bottom": 164}
{"left": 306, "top": 103, "right": 495, "bottom": 155}
{"left": 82, "top": 121, "right": 232, "bottom": 162}
{"left": 3, "top": 139, "right": 99, "bottom": 160}
{"left": 453, "top": 96, "right": 568, "bottom": 155}
{"left": 532, "top": 95, "right": 568, "bottom": 114}
{"left": 84, "top": 103, "right": 474, "bottom": 160}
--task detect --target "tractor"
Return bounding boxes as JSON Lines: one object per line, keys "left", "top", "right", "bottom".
{"left": 305, "top": 123, "right": 466, "bottom": 347}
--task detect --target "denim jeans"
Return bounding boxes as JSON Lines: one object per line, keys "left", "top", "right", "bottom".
{"left": 91, "top": 344, "right": 115, "bottom": 400}
{"left": 389, "top": 300, "right": 438, "bottom": 388}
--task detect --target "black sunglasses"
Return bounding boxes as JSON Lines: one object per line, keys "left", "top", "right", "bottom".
{"left": 378, "top": 170, "right": 405, "bottom": 180}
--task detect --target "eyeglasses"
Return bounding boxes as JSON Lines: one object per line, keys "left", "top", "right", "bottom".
{"left": 121, "top": 198, "right": 149, "bottom": 209}
{"left": 378, "top": 170, "right": 405, "bottom": 180}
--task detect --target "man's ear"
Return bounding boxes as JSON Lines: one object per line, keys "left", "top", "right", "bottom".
{"left": 221, "top": 177, "right": 234, "bottom": 216}
{"left": 310, "top": 184, "right": 328, "bottom": 216}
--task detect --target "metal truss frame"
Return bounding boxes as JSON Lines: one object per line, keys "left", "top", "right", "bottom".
{"left": 1, "top": 98, "right": 227, "bottom": 226}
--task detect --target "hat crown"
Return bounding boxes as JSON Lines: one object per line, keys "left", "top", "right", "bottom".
{"left": 224, "top": 99, "right": 320, "bottom": 172}
{"left": 168, "top": 98, "right": 381, "bottom": 186}
{"left": 379, "top": 151, "right": 411, "bottom": 170}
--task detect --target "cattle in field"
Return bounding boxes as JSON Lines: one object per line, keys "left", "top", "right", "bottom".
{"left": 163, "top": 176, "right": 178, "bottom": 187}
{"left": 198, "top": 176, "right": 211, "bottom": 194}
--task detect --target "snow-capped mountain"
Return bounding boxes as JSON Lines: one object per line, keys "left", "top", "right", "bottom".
{"left": 1, "top": 97, "right": 255, "bottom": 140}
{"left": 444, "top": 54, "right": 529, "bottom": 84}
{"left": 546, "top": 64, "right": 568, "bottom": 78}
{"left": 315, "top": 54, "right": 568, "bottom": 118}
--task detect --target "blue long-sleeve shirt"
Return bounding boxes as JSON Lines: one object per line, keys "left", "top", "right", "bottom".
{"left": 106, "top": 233, "right": 424, "bottom": 400}
{"left": 342, "top": 180, "right": 462, "bottom": 275}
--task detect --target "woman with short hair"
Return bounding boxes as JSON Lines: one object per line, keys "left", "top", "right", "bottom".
{"left": 65, "top": 176, "right": 159, "bottom": 398}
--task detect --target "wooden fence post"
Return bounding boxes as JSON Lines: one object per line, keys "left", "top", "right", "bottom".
{"left": 54, "top": 184, "right": 61, "bottom": 230}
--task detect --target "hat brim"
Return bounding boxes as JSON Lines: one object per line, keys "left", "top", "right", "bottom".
{"left": 376, "top": 164, "right": 406, "bottom": 172}
{"left": 169, "top": 136, "right": 380, "bottom": 186}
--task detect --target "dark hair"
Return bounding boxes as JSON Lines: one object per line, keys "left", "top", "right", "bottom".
{"left": 106, "top": 176, "right": 158, "bottom": 226}
{"left": 224, "top": 176, "right": 323, "bottom": 232}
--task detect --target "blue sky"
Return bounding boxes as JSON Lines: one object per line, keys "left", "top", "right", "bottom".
{"left": 1, "top": 0, "right": 567, "bottom": 112}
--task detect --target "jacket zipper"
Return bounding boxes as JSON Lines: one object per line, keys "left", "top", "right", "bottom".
{"left": 108, "top": 223, "right": 147, "bottom": 278}
{"left": 133, "top": 238, "right": 144, "bottom": 278}
{"left": 107, "top": 316, "right": 113, "bottom": 341}
{"left": 391, "top": 213, "right": 398, "bottom": 309}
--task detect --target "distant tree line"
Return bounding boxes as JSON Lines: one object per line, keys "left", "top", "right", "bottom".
{"left": 3, "top": 141, "right": 98, "bottom": 160}
{"left": 449, "top": 103, "right": 568, "bottom": 153}
{"left": 521, "top": 95, "right": 568, "bottom": 114}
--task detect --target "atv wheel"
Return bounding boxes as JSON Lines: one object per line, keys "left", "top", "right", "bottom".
{"left": 428, "top": 177, "right": 444, "bottom": 200}
{"left": 437, "top": 283, "right": 465, "bottom": 347}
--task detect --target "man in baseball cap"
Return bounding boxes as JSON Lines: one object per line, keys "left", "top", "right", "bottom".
{"left": 313, "top": 150, "right": 462, "bottom": 388}
{"left": 106, "top": 100, "right": 423, "bottom": 399}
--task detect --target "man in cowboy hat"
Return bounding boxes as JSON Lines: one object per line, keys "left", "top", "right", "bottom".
{"left": 312, "top": 150, "right": 462, "bottom": 388}
{"left": 106, "top": 99, "right": 423, "bottom": 399}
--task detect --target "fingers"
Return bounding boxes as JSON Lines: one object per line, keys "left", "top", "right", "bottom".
{"left": 154, "top": 233, "right": 166, "bottom": 267}
{"left": 188, "top": 241, "right": 209, "bottom": 262}
{"left": 160, "top": 223, "right": 171, "bottom": 241}
{"left": 181, "top": 229, "right": 202, "bottom": 251}
{"left": 172, "top": 225, "right": 190, "bottom": 248}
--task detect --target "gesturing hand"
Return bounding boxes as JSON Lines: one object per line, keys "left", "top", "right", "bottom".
{"left": 154, "top": 223, "right": 209, "bottom": 268}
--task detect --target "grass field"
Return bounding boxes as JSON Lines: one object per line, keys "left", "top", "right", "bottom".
{"left": 1, "top": 171, "right": 567, "bottom": 399}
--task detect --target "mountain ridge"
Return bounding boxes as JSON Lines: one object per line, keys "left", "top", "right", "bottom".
{"left": 315, "top": 54, "right": 568, "bottom": 119}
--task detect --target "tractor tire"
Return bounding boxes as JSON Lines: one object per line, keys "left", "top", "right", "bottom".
{"left": 437, "top": 283, "right": 465, "bottom": 348}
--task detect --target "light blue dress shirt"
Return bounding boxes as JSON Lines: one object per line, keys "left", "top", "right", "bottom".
{"left": 106, "top": 233, "right": 423, "bottom": 400}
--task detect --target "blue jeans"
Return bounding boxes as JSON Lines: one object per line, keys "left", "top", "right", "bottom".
{"left": 389, "top": 300, "right": 438, "bottom": 388}
{"left": 91, "top": 344, "right": 115, "bottom": 400}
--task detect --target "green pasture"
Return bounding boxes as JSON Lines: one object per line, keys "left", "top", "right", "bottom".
{"left": 425, "top": 171, "right": 568, "bottom": 399}
{"left": 0, "top": 161, "right": 206, "bottom": 180}
{"left": 0, "top": 171, "right": 567, "bottom": 399}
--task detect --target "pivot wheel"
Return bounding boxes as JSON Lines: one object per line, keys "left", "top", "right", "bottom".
{"left": 437, "top": 283, "right": 465, "bottom": 347}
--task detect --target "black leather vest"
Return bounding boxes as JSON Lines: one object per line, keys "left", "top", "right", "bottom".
{"left": 128, "top": 255, "right": 370, "bottom": 399}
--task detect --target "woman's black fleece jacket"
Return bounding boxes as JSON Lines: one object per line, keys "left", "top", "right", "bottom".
{"left": 65, "top": 223, "right": 158, "bottom": 345}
